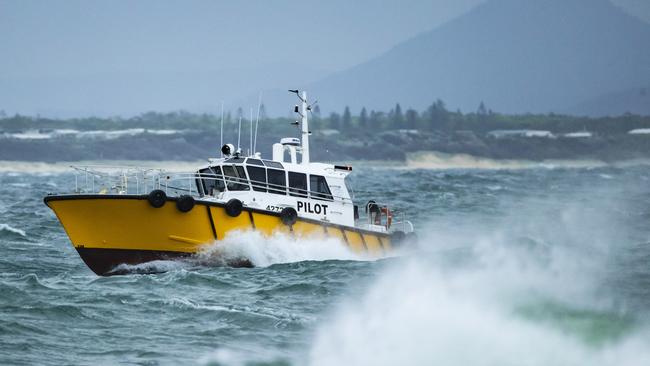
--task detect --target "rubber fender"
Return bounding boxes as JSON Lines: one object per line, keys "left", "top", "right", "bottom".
{"left": 280, "top": 207, "right": 298, "bottom": 226}
{"left": 225, "top": 198, "right": 243, "bottom": 217}
{"left": 176, "top": 195, "right": 195, "bottom": 213}
{"left": 147, "top": 189, "right": 167, "bottom": 208}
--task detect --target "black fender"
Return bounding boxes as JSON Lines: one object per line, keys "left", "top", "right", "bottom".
{"left": 280, "top": 207, "right": 298, "bottom": 226}
{"left": 176, "top": 195, "right": 195, "bottom": 213}
{"left": 225, "top": 199, "right": 243, "bottom": 217}
{"left": 147, "top": 189, "right": 167, "bottom": 208}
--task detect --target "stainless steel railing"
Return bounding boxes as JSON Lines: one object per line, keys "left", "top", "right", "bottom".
{"left": 68, "top": 165, "right": 413, "bottom": 233}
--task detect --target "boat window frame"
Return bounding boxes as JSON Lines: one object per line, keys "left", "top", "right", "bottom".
{"left": 222, "top": 164, "right": 250, "bottom": 191}
{"left": 263, "top": 160, "right": 284, "bottom": 169}
{"left": 246, "top": 165, "right": 267, "bottom": 192}
{"left": 225, "top": 157, "right": 245, "bottom": 164}
{"left": 211, "top": 166, "right": 226, "bottom": 193}
{"left": 309, "top": 174, "right": 333, "bottom": 201}
{"left": 267, "top": 168, "right": 287, "bottom": 195}
{"left": 197, "top": 167, "right": 225, "bottom": 196}
{"left": 246, "top": 158, "right": 264, "bottom": 166}
{"left": 288, "top": 171, "right": 308, "bottom": 198}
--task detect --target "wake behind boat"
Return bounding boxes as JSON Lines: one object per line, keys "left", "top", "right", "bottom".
{"left": 44, "top": 91, "right": 415, "bottom": 275}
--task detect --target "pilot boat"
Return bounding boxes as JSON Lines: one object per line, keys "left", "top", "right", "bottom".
{"left": 44, "top": 91, "right": 415, "bottom": 275}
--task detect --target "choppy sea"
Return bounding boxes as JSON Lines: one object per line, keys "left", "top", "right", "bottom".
{"left": 1, "top": 161, "right": 650, "bottom": 365}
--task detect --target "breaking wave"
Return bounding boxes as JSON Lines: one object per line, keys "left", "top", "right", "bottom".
{"left": 307, "top": 186, "right": 650, "bottom": 366}
{"left": 308, "top": 257, "right": 650, "bottom": 366}
{"left": 197, "top": 230, "right": 366, "bottom": 268}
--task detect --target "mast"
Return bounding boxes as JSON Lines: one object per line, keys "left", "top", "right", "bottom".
{"left": 288, "top": 89, "right": 311, "bottom": 164}
{"left": 300, "top": 91, "right": 310, "bottom": 164}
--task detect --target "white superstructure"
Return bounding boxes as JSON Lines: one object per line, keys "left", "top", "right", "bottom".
{"left": 191, "top": 90, "right": 410, "bottom": 233}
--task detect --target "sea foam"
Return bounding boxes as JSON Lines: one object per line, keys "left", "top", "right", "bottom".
{"left": 197, "top": 230, "right": 366, "bottom": 268}
{"left": 307, "top": 188, "right": 650, "bottom": 366}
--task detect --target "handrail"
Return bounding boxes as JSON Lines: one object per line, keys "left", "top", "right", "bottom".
{"left": 191, "top": 172, "right": 350, "bottom": 203}
{"left": 67, "top": 165, "right": 352, "bottom": 203}
{"left": 66, "top": 165, "right": 413, "bottom": 232}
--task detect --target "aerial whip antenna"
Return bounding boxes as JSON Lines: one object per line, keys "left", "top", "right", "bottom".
{"left": 220, "top": 101, "right": 224, "bottom": 157}
{"left": 249, "top": 107, "right": 253, "bottom": 156}
{"left": 237, "top": 115, "right": 242, "bottom": 153}
{"left": 254, "top": 92, "right": 262, "bottom": 154}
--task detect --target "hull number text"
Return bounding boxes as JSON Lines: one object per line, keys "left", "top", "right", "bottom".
{"left": 266, "top": 205, "right": 283, "bottom": 212}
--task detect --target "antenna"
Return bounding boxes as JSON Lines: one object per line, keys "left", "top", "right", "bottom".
{"left": 254, "top": 92, "right": 262, "bottom": 153}
{"left": 237, "top": 115, "right": 242, "bottom": 152}
{"left": 288, "top": 90, "right": 310, "bottom": 164}
{"left": 249, "top": 107, "right": 253, "bottom": 156}
{"left": 220, "top": 101, "right": 224, "bottom": 157}
{"left": 301, "top": 91, "right": 309, "bottom": 164}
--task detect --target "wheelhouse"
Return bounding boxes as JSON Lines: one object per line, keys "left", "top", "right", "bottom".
{"left": 195, "top": 157, "right": 337, "bottom": 203}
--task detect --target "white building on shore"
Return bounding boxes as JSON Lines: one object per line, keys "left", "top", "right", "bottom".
{"left": 628, "top": 128, "right": 650, "bottom": 135}
{"left": 487, "top": 130, "right": 555, "bottom": 139}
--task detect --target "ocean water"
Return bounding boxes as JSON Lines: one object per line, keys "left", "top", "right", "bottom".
{"left": 1, "top": 163, "right": 650, "bottom": 365}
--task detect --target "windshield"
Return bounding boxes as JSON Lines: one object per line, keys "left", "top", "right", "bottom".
{"left": 222, "top": 165, "right": 250, "bottom": 191}
{"left": 198, "top": 167, "right": 225, "bottom": 195}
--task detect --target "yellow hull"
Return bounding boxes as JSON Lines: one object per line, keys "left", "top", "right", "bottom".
{"left": 45, "top": 195, "right": 391, "bottom": 275}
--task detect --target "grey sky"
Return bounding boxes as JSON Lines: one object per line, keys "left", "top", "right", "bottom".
{"left": 1, "top": 0, "right": 483, "bottom": 77}
{"left": 0, "top": 0, "right": 648, "bottom": 116}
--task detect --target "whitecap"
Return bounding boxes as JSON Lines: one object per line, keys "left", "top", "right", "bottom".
{"left": 0, "top": 223, "right": 26, "bottom": 237}
{"left": 108, "top": 259, "right": 187, "bottom": 275}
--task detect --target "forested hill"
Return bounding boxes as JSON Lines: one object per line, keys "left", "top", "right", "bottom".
{"left": 262, "top": 0, "right": 650, "bottom": 116}
{"left": 1, "top": 103, "right": 650, "bottom": 162}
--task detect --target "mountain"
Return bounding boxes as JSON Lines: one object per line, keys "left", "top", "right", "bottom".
{"left": 286, "top": 0, "right": 650, "bottom": 116}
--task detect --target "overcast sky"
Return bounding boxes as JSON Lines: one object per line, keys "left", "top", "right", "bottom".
{"left": 1, "top": 0, "right": 648, "bottom": 116}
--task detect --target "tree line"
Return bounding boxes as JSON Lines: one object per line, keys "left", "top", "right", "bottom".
{"left": 2, "top": 100, "right": 650, "bottom": 136}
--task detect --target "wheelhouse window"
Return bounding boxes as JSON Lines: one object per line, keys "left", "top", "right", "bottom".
{"left": 197, "top": 167, "right": 225, "bottom": 196}
{"left": 246, "top": 166, "right": 267, "bottom": 192}
{"left": 288, "top": 171, "right": 307, "bottom": 197}
{"left": 222, "top": 165, "right": 250, "bottom": 191}
{"left": 263, "top": 160, "right": 283, "bottom": 169}
{"left": 309, "top": 175, "right": 333, "bottom": 201}
{"left": 225, "top": 157, "right": 245, "bottom": 164}
{"left": 246, "top": 158, "right": 264, "bottom": 166}
{"left": 267, "top": 169, "right": 286, "bottom": 195}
